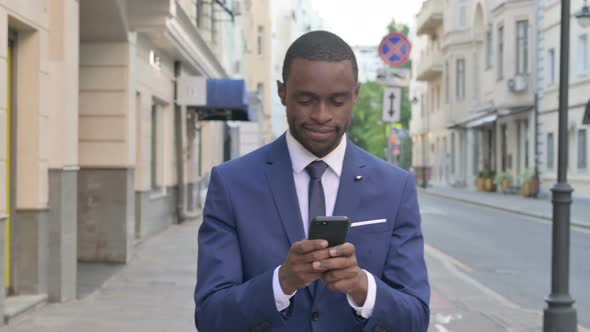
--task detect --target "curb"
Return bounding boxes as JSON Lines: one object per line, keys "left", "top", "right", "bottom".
{"left": 419, "top": 189, "right": 590, "bottom": 230}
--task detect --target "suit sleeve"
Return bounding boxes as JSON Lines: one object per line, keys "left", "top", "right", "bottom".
{"left": 363, "top": 173, "right": 430, "bottom": 332}
{"left": 194, "top": 167, "right": 287, "bottom": 332}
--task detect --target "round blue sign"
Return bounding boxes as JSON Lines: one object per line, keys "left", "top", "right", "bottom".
{"left": 378, "top": 32, "right": 412, "bottom": 67}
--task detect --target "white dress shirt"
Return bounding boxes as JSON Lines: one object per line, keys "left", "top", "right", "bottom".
{"left": 271, "top": 130, "right": 377, "bottom": 318}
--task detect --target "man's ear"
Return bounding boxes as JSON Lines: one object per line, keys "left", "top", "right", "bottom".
{"left": 353, "top": 83, "right": 361, "bottom": 104}
{"left": 277, "top": 80, "right": 287, "bottom": 106}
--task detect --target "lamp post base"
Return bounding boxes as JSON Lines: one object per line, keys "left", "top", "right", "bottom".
{"left": 543, "top": 303, "right": 577, "bottom": 332}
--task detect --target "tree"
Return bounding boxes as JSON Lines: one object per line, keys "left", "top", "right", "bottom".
{"left": 348, "top": 19, "right": 414, "bottom": 170}
{"left": 387, "top": 18, "right": 412, "bottom": 170}
{"left": 349, "top": 82, "right": 386, "bottom": 159}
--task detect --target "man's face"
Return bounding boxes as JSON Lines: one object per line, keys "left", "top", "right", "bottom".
{"left": 278, "top": 59, "right": 360, "bottom": 158}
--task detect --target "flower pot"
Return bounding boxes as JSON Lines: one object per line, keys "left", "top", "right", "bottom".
{"left": 476, "top": 177, "right": 485, "bottom": 191}
{"left": 484, "top": 178, "right": 494, "bottom": 191}
{"left": 501, "top": 179, "right": 511, "bottom": 191}
{"left": 521, "top": 182, "right": 530, "bottom": 197}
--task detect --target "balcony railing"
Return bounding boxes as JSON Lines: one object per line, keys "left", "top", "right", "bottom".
{"left": 415, "top": 45, "right": 443, "bottom": 82}
{"left": 416, "top": 0, "right": 443, "bottom": 36}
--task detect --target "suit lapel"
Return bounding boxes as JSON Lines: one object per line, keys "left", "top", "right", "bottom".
{"left": 313, "top": 140, "right": 367, "bottom": 303}
{"left": 265, "top": 135, "right": 314, "bottom": 300}
{"left": 264, "top": 135, "right": 306, "bottom": 247}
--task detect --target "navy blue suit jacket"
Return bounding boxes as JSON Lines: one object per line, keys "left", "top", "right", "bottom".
{"left": 195, "top": 135, "right": 430, "bottom": 332}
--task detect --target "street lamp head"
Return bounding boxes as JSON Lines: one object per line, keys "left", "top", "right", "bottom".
{"left": 576, "top": 0, "right": 590, "bottom": 28}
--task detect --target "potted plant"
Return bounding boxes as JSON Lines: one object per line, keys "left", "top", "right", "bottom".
{"left": 494, "top": 172, "right": 513, "bottom": 192}
{"left": 483, "top": 169, "right": 496, "bottom": 192}
{"left": 476, "top": 170, "right": 486, "bottom": 191}
{"left": 520, "top": 168, "right": 538, "bottom": 197}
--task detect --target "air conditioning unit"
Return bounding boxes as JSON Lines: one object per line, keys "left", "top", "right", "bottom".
{"left": 507, "top": 75, "right": 528, "bottom": 93}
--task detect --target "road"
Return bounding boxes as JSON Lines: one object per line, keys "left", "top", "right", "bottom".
{"left": 419, "top": 193, "right": 590, "bottom": 327}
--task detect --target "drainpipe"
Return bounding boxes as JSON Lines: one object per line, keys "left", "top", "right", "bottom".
{"left": 174, "top": 61, "right": 201, "bottom": 222}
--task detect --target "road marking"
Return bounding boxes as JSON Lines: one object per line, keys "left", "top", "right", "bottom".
{"left": 426, "top": 244, "right": 539, "bottom": 312}
{"left": 425, "top": 244, "right": 473, "bottom": 274}
{"left": 420, "top": 207, "right": 448, "bottom": 216}
{"left": 434, "top": 324, "right": 452, "bottom": 332}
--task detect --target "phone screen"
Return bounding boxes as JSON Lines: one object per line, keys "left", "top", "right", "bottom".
{"left": 308, "top": 216, "right": 350, "bottom": 247}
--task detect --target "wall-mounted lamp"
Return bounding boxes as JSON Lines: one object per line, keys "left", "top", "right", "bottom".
{"left": 576, "top": 0, "right": 590, "bottom": 28}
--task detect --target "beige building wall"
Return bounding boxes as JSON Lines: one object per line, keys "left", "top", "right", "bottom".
{"left": 489, "top": 1, "right": 535, "bottom": 186}
{"left": 134, "top": 34, "right": 177, "bottom": 192}
{"left": 0, "top": 0, "right": 79, "bottom": 306}
{"left": 540, "top": 0, "right": 590, "bottom": 197}
{"left": 200, "top": 121, "right": 225, "bottom": 174}
{"left": 489, "top": 1, "right": 535, "bottom": 108}
{"left": 246, "top": 0, "right": 272, "bottom": 143}
{"left": 0, "top": 9, "right": 9, "bottom": 218}
{"left": 79, "top": 41, "right": 136, "bottom": 168}
{"left": 413, "top": 0, "right": 536, "bottom": 188}
{"left": 414, "top": 0, "right": 447, "bottom": 184}
{"left": 0, "top": 1, "right": 51, "bottom": 211}
{"left": 48, "top": 0, "right": 79, "bottom": 170}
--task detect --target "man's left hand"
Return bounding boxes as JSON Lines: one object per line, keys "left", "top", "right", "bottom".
{"left": 313, "top": 243, "right": 368, "bottom": 306}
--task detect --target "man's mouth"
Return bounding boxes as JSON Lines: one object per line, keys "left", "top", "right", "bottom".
{"left": 304, "top": 126, "right": 336, "bottom": 140}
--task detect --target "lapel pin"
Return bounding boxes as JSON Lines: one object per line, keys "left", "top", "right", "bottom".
{"left": 355, "top": 176, "right": 363, "bottom": 181}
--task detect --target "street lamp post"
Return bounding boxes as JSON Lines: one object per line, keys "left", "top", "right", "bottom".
{"left": 543, "top": 0, "right": 580, "bottom": 331}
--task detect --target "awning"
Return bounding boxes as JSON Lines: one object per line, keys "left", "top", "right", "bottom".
{"left": 466, "top": 114, "right": 497, "bottom": 128}
{"left": 195, "top": 79, "right": 250, "bottom": 121}
{"left": 447, "top": 111, "right": 497, "bottom": 129}
{"left": 498, "top": 105, "right": 533, "bottom": 117}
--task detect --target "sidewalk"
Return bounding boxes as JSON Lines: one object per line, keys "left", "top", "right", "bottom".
{"left": 420, "top": 184, "right": 590, "bottom": 229}
{"left": 425, "top": 244, "right": 543, "bottom": 332}
{"left": 0, "top": 221, "right": 198, "bottom": 332}
{"left": 0, "top": 217, "right": 564, "bottom": 332}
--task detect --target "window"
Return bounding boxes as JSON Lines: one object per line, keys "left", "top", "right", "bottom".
{"left": 458, "top": 0, "right": 467, "bottom": 28}
{"left": 445, "top": 61, "right": 450, "bottom": 103}
{"left": 547, "top": 133, "right": 554, "bottom": 170}
{"left": 501, "top": 124, "right": 508, "bottom": 172}
{"left": 486, "top": 28, "right": 493, "bottom": 68}
{"left": 456, "top": 59, "right": 465, "bottom": 100}
{"left": 195, "top": 0, "right": 204, "bottom": 28}
{"left": 547, "top": 48, "right": 556, "bottom": 86}
{"left": 525, "top": 122, "right": 530, "bottom": 169}
{"left": 151, "top": 104, "right": 160, "bottom": 190}
{"left": 473, "top": 51, "right": 480, "bottom": 101}
{"left": 577, "top": 34, "right": 589, "bottom": 77}
{"left": 421, "top": 94, "right": 425, "bottom": 118}
{"left": 257, "top": 26, "right": 264, "bottom": 55}
{"left": 430, "top": 87, "right": 435, "bottom": 112}
{"left": 473, "top": 132, "right": 479, "bottom": 175}
{"left": 579, "top": 129, "right": 587, "bottom": 170}
{"left": 451, "top": 132, "right": 456, "bottom": 173}
{"left": 516, "top": 20, "right": 529, "bottom": 74}
{"left": 497, "top": 25, "right": 504, "bottom": 79}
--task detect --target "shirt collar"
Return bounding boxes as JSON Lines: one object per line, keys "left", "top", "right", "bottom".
{"left": 285, "top": 130, "right": 347, "bottom": 177}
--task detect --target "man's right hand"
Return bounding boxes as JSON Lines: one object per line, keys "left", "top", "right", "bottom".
{"left": 278, "top": 239, "right": 331, "bottom": 295}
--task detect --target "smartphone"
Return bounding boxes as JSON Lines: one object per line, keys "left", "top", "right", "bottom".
{"left": 308, "top": 216, "right": 350, "bottom": 247}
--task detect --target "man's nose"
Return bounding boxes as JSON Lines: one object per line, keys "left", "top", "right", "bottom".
{"left": 310, "top": 102, "right": 332, "bottom": 123}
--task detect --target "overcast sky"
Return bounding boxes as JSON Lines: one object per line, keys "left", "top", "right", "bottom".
{"left": 310, "top": 0, "right": 424, "bottom": 46}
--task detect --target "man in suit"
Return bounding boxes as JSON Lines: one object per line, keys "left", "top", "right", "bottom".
{"left": 194, "top": 30, "right": 430, "bottom": 332}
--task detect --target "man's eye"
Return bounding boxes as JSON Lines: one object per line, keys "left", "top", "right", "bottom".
{"left": 297, "top": 99, "right": 314, "bottom": 105}
{"left": 331, "top": 99, "right": 345, "bottom": 106}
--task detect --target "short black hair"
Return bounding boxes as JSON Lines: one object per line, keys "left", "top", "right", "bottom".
{"left": 282, "top": 30, "right": 358, "bottom": 83}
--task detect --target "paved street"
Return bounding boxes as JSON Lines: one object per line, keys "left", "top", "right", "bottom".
{"left": 0, "top": 222, "right": 198, "bottom": 332}
{"left": 420, "top": 192, "right": 590, "bottom": 329}
{"left": 1, "top": 192, "right": 588, "bottom": 331}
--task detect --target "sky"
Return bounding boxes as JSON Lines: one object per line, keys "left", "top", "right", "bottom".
{"left": 310, "top": 0, "right": 424, "bottom": 46}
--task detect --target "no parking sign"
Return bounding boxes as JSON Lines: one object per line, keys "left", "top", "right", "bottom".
{"left": 378, "top": 32, "right": 412, "bottom": 67}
